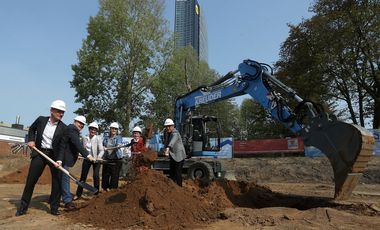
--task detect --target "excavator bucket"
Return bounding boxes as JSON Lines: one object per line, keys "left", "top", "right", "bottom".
{"left": 301, "top": 113, "right": 375, "bottom": 200}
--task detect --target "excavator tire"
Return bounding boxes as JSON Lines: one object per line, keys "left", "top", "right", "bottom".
{"left": 187, "top": 161, "right": 214, "bottom": 182}
{"left": 302, "top": 114, "right": 375, "bottom": 200}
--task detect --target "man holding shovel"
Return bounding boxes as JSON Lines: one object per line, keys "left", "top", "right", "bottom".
{"left": 15, "top": 100, "right": 67, "bottom": 216}
{"left": 74, "top": 121, "right": 104, "bottom": 200}
{"left": 57, "top": 115, "right": 95, "bottom": 210}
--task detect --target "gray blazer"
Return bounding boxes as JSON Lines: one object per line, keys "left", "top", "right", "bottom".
{"left": 82, "top": 135, "right": 104, "bottom": 159}
{"left": 165, "top": 129, "right": 186, "bottom": 162}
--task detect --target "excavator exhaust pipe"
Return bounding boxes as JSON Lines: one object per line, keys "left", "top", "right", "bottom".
{"left": 301, "top": 113, "right": 375, "bottom": 200}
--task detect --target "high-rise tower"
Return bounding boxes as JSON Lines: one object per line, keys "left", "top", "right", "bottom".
{"left": 174, "top": 0, "right": 208, "bottom": 62}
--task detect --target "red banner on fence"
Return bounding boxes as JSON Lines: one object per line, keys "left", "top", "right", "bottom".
{"left": 233, "top": 137, "right": 304, "bottom": 156}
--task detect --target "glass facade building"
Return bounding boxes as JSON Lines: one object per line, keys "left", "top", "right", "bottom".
{"left": 174, "top": 0, "right": 208, "bottom": 62}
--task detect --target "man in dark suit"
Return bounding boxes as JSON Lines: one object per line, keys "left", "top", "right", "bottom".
{"left": 56, "top": 115, "right": 94, "bottom": 209}
{"left": 16, "top": 100, "right": 67, "bottom": 216}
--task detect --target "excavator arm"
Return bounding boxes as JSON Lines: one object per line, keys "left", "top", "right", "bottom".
{"left": 175, "top": 59, "right": 375, "bottom": 199}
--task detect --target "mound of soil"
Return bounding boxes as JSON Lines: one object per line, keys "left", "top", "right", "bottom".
{"left": 0, "top": 141, "right": 11, "bottom": 155}
{"left": 65, "top": 170, "right": 279, "bottom": 229}
{"left": 0, "top": 164, "right": 51, "bottom": 184}
{"left": 65, "top": 170, "right": 227, "bottom": 229}
{"left": 65, "top": 168, "right": 380, "bottom": 230}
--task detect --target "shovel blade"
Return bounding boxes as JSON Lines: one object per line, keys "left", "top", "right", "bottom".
{"left": 76, "top": 181, "right": 98, "bottom": 194}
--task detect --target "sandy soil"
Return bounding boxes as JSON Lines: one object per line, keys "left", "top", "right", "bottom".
{"left": 0, "top": 141, "right": 379, "bottom": 229}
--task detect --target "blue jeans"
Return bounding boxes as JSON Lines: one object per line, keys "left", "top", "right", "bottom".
{"left": 61, "top": 165, "right": 72, "bottom": 204}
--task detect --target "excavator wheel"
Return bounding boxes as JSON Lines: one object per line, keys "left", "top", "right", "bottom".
{"left": 301, "top": 113, "right": 375, "bottom": 200}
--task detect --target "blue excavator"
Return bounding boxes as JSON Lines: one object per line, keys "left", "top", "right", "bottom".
{"left": 151, "top": 59, "right": 374, "bottom": 200}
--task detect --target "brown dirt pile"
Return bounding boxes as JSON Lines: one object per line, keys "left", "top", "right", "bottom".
{"left": 0, "top": 141, "right": 53, "bottom": 184}
{"left": 0, "top": 141, "right": 11, "bottom": 155}
{"left": 65, "top": 170, "right": 273, "bottom": 229}
{"left": 0, "top": 164, "right": 51, "bottom": 184}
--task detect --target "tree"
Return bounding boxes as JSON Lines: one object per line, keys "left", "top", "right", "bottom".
{"left": 238, "top": 99, "right": 292, "bottom": 140}
{"left": 147, "top": 46, "right": 237, "bottom": 134}
{"left": 276, "top": 0, "right": 380, "bottom": 128}
{"left": 71, "top": 0, "right": 171, "bottom": 135}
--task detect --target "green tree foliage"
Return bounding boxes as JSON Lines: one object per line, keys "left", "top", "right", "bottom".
{"left": 70, "top": 0, "right": 171, "bottom": 135}
{"left": 277, "top": 0, "right": 380, "bottom": 128}
{"left": 238, "top": 98, "right": 292, "bottom": 140}
{"left": 147, "top": 46, "right": 237, "bottom": 134}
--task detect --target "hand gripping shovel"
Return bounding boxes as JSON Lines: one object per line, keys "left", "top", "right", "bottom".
{"left": 33, "top": 147, "right": 98, "bottom": 194}
{"left": 78, "top": 156, "right": 116, "bottom": 165}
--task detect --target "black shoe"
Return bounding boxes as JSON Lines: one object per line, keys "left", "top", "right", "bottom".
{"left": 15, "top": 210, "right": 26, "bottom": 216}
{"left": 50, "top": 209, "right": 60, "bottom": 216}
{"left": 64, "top": 202, "right": 76, "bottom": 210}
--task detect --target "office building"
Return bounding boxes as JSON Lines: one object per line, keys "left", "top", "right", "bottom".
{"left": 174, "top": 0, "right": 208, "bottom": 62}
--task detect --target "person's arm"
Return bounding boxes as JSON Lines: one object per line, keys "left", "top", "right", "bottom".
{"left": 97, "top": 136, "right": 105, "bottom": 160}
{"left": 167, "top": 132, "right": 180, "bottom": 149}
{"left": 115, "top": 136, "right": 124, "bottom": 158}
{"left": 27, "top": 116, "right": 41, "bottom": 148}
{"left": 164, "top": 132, "right": 180, "bottom": 156}
{"left": 68, "top": 127, "right": 90, "bottom": 158}
{"left": 82, "top": 136, "right": 89, "bottom": 149}
{"left": 56, "top": 127, "right": 68, "bottom": 165}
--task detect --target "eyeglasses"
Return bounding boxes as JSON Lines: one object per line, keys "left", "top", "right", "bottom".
{"left": 52, "top": 108, "right": 65, "bottom": 114}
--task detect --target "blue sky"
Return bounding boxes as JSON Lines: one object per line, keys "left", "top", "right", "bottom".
{"left": 0, "top": 0, "right": 313, "bottom": 128}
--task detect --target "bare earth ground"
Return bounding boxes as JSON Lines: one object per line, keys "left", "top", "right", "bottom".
{"left": 0, "top": 141, "right": 379, "bottom": 229}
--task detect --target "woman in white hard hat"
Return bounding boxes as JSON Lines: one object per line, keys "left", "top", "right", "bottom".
{"left": 102, "top": 122, "right": 123, "bottom": 191}
{"left": 131, "top": 126, "right": 146, "bottom": 152}
{"left": 75, "top": 121, "right": 104, "bottom": 199}
{"left": 130, "top": 126, "right": 148, "bottom": 173}
{"left": 163, "top": 118, "right": 186, "bottom": 186}
{"left": 56, "top": 115, "right": 95, "bottom": 210}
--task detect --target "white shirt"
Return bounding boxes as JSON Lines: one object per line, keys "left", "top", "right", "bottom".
{"left": 41, "top": 118, "right": 58, "bottom": 149}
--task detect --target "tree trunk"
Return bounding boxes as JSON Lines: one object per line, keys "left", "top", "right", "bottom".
{"left": 374, "top": 97, "right": 380, "bottom": 129}
{"left": 358, "top": 85, "right": 365, "bottom": 127}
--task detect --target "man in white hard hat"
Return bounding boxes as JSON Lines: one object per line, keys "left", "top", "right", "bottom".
{"left": 75, "top": 121, "right": 104, "bottom": 199}
{"left": 57, "top": 115, "right": 95, "bottom": 210}
{"left": 16, "top": 100, "right": 67, "bottom": 216}
{"left": 163, "top": 118, "right": 186, "bottom": 186}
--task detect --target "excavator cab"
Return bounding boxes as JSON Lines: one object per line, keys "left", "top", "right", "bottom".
{"left": 182, "top": 115, "right": 221, "bottom": 157}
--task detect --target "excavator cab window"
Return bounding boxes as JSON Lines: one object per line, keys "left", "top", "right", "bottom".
{"left": 203, "top": 120, "right": 220, "bottom": 151}
{"left": 190, "top": 116, "right": 221, "bottom": 152}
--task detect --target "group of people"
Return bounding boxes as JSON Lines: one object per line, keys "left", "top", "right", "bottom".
{"left": 15, "top": 99, "right": 187, "bottom": 216}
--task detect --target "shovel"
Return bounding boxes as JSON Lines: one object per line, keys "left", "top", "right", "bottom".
{"left": 33, "top": 147, "right": 98, "bottom": 194}
{"left": 78, "top": 156, "right": 116, "bottom": 165}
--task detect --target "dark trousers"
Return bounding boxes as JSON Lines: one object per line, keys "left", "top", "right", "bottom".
{"left": 18, "top": 152, "right": 61, "bottom": 212}
{"left": 169, "top": 158, "right": 184, "bottom": 186}
{"left": 101, "top": 160, "right": 122, "bottom": 189}
{"left": 76, "top": 160, "right": 100, "bottom": 197}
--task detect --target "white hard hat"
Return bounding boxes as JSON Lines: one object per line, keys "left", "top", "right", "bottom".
{"left": 74, "top": 115, "right": 86, "bottom": 125}
{"left": 164, "top": 118, "right": 174, "bottom": 126}
{"left": 88, "top": 121, "right": 99, "bottom": 129}
{"left": 132, "top": 126, "right": 142, "bottom": 133}
{"left": 50, "top": 100, "right": 66, "bottom": 112}
{"left": 110, "top": 122, "right": 119, "bottom": 129}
